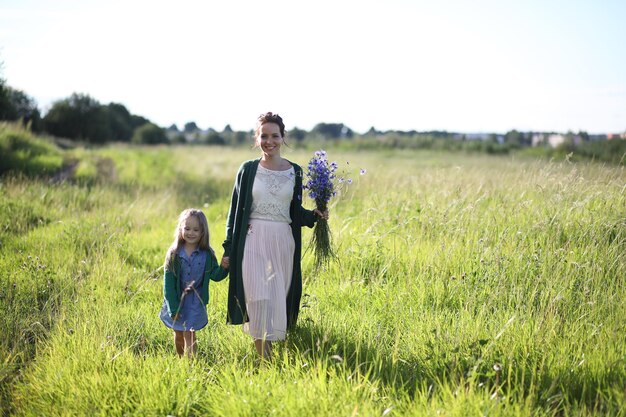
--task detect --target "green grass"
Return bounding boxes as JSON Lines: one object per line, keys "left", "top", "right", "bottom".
{"left": 1, "top": 145, "right": 625, "bottom": 416}
{"left": 0, "top": 122, "right": 64, "bottom": 177}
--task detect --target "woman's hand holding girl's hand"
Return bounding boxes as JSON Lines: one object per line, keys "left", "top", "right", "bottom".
{"left": 221, "top": 256, "right": 230, "bottom": 269}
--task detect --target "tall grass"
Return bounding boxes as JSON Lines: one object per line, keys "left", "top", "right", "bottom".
{"left": 1, "top": 146, "right": 624, "bottom": 416}
{"left": 0, "top": 122, "right": 64, "bottom": 176}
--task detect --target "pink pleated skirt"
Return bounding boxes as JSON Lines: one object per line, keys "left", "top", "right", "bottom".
{"left": 242, "top": 219, "right": 295, "bottom": 341}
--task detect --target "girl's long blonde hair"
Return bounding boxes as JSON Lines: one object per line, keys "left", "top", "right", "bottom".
{"left": 164, "top": 208, "right": 215, "bottom": 269}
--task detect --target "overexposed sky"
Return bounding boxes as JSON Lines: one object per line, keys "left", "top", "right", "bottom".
{"left": 1, "top": 0, "right": 625, "bottom": 134}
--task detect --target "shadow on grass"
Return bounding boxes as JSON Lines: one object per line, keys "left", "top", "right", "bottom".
{"left": 285, "top": 318, "right": 626, "bottom": 414}
{"left": 285, "top": 318, "right": 426, "bottom": 396}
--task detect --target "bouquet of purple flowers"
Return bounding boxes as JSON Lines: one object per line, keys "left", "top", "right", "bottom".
{"left": 304, "top": 150, "right": 364, "bottom": 269}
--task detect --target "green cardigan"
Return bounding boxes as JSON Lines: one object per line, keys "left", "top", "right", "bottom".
{"left": 163, "top": 251, "right": 228, "bottom": 317}
{"left": 222, "top": 159, "right": 317, "bottom": 328}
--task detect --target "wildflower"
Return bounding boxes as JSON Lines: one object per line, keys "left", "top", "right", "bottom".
{"left": 303, "top": 150, "right": 363, "bottom": 269}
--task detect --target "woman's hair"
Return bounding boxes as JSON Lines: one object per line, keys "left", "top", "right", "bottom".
{"left": 255, "top": 112, "right": 286, "bottom": 140}
{"left": 164, "top": 208, "right": 214, "bottom": 269}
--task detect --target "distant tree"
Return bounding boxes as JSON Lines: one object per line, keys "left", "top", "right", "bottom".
{"left": 288, "top": 127, "right": 306, "bottom": 142}
{"left": 365, "top": 126, "right": 379, "bottom": 136}
{"left": 233, "top": 130, "right": 249, "bottom": 145}
{"left": 563, "top": 130, "right": 581, "bottom": 147}
{"left": 131, "top": 123, "right": 168, "bottom": 144}
{"left": 312, "top": 123, "right": 353, "bottom": 139}
{"left": 38, "top": 90, "right": 154, "bottom": 144}
{"left": 0, "top": 86, "right": 42, "bottom": 131}
{"left": 130, "top": 114, "right": 150, "bottom": 129}
{"left": 165, "top": 124, "right": 183, "bottom": 143}
{"left": 0, "top": 62, "right": 9, "bottom": 120}
{"left": 106, "top": 102, "right": 133, "bottom": 141}
{"left": 578, "top": 130, "right": 590, "bottom": 142}
{"left": 43, "top": 93, "right": 111, "bottom": 143}
{"left": 184, "top": 121, "right": 199, "bottom": 133}
{"left": 220, "top": 124, "right": 234, "bottom": 144}
{"left": 203, "top": 131, "right": 226, "bottom": 145}
{"left": 421, "top": 130, "right": 449, "bottom": 138}
{"left": 170, "top": 133, "right": 186, "bottom": 144}
{"left": 505, "top": 129, "right": 526, "bottom": 146}
{"left": 0, "top": 60, "right": 40, "bottom": 129}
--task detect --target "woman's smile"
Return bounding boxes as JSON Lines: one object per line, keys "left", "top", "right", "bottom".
{"left": 257, "top": 123, "right": 283, "bottom": 157}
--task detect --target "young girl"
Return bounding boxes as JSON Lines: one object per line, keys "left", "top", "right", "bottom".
{"left": 159, "top": 208, "right": 229, "bottom": 358}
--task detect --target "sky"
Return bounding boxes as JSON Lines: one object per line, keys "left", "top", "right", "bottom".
{"left": 1, "top": 0, "right": 625, "bottom": 134}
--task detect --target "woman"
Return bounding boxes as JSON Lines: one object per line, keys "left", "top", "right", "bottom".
{"left": 222, "top": 112, "right": 327, "bottom": 359}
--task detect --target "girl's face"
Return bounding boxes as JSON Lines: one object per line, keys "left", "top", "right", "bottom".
{"left": 181, "top": 216, "right": 202, "bottom": 246}
{"left": 256, "top": 122, "right": 282, "bottom": 158}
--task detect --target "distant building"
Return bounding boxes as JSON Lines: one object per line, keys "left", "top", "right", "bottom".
{"left": 607, "top": 132, "right": 626, "bottom": 140}
{"left": 531, "top": 133, "right": 583, "bottom": 148}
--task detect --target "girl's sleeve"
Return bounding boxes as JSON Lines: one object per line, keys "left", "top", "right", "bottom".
{"left": 163, "top": 266, "right": 179, "bottom": 317}
{"left": 207, "top": 252, "right": 229, "bottom": 282}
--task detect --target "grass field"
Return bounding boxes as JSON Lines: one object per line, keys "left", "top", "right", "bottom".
{"left": 1, "top": 144, "right": 625, "bottom": 416}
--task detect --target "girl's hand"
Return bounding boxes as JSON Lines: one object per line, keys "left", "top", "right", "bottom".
{"left": 221, "top": 256, "right": 230, "bottom": 269}
{"left": 314, "top": 209, "right": 329, "bottom": 220}
{"left": 183, "top": 280, "right": 195, "bottom": 294}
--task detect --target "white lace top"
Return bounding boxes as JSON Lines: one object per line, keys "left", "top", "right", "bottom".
{"left": 249, "top": 165, "right": 295, "bottom": 223}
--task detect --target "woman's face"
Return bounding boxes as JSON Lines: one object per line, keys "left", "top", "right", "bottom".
{"left": 256, "top": 122, "right": 283, "bottom": 158}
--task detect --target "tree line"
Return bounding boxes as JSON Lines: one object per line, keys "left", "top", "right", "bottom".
{"left": 0, "top": 73, "right": 360, "bottom": 146}
{"left": 0, "top": 75, "right": 362, "bottom": 145}
{"left": 0, "top": 85, "right": 166, "bottom": 146}
{"left": 0, "top": 83, "right": 598, "bottom": 149}
{"left": 2, "top": 65, "right": 622, "bottom": 165}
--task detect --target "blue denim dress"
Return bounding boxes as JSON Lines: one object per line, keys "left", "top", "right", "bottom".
{"left": 159, "top": 248, "right": 208, "bottom": 331}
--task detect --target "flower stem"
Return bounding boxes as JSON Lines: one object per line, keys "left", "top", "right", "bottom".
{"left": 311, "top": 201, "right": 334, "bottom": 269}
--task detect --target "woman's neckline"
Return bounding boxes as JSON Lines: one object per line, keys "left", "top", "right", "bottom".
{"left": 258, "top": 161, "right": 293, "bottom": 172}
